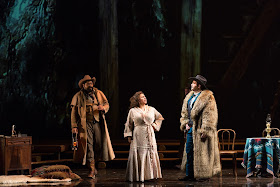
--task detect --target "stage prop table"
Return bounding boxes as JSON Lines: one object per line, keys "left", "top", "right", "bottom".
{"left": 241, "top": 137, "right": 280, "bottom": 177}
{"left": 0, "top": 136, "right": 32, "bottom": 175}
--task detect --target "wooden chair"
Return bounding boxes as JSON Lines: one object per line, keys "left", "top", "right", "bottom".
{"left": 262, "top": 128, "right": 280, "bottom": 137}
{"left": 217, "top": 129, "right": 237, "bottom": 177}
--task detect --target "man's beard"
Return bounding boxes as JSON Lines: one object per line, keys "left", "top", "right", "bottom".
{"left": 84, "top": 87, "right": 93, "bottom": 93}
{"left": 191, "top": 86, "right": 197, "bottom": 91}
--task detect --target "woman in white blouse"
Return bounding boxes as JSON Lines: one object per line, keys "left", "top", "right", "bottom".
{"left": 124, "top": 91, "right": 164, "bottom": 182}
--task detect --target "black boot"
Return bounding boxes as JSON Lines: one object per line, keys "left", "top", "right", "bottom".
{"left": 197, "top": 178, "right": 210, "bottom": 182}
{"left": 178, "top": 176, "right": 195, "bottom": 181}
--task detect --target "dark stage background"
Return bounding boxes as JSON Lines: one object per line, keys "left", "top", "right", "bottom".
{"left": 1, "top": 0, "right": 280, "bottom": 142}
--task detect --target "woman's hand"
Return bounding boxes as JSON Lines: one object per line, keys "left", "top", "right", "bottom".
{"left": 127, "top": 136, "right": 132, "bottom": 144}
{"left": 152, "top": 123, "right": 157, "bottom": 131}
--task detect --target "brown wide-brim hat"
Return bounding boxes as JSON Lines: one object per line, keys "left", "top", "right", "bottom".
{"left": 78, "top": 75, "right": 96, "bottom": 88}
{"left": 188, "top": 74, "right": 208, "bottom": 89}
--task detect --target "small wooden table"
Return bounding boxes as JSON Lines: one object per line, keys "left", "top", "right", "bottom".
{"left": 0, "top": 136, "right": 32, "bottom": 175}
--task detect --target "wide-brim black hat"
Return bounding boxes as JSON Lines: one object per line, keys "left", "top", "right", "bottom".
{"left": 188, "top": 75, "right": 207, "bottom": 89}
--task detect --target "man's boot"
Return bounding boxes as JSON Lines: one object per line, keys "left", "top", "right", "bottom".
{"left": 88, "top": 160, "right": 97, "bottom": 179}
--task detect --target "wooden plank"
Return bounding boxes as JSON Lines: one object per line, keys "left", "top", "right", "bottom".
{"left": 236, "top": 150, "right": 244, "bottom": 153}
{"left": 221, "top": 158, "right": 243, "bottom": 161}
{"left": 112, "top": 158, "right": 128, "bottom": 161}
{"left": 32, "top": 153, "right": 56, "bottom": 156}
{"left": 157, "top": 142, "right": 180, "bottom": 146}
{"left": 218, "top": 142, "right": 245, "bottom": 145}
{"left": 32, "top": 145, "right": 67, "bottom": 153}
{"left": 159, "top": 150, "right": 179, "bottom": 153}
{"left": 114, "top": 151, "right": 128, "bottom": 154}
{"left": 160, "top": 158, "right": 181, "bottom": 161}
{"left": 31, "top": 159, "right": 73, "bottom": 165}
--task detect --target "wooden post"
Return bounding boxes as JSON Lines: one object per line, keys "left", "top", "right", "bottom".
{"left": 98, "top": 0, "right": 119, "bottom": 138}
{"left": 180, "top": 0, "right": 202, "bottom": 99}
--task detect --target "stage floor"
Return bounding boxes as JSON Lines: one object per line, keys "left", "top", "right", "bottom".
{"left": 69, "top": 167, "right": 280, "bottom": 187}
{"left": 1, "top": 166, "right": 279, "bottom": 186}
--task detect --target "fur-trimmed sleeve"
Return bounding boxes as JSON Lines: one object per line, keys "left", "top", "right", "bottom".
{"left": 197, "top": 94, "right": 218, "bottom": 136}
{"left": 180, "top": 95, "right": 190, "bottom": 131}
{"left": 124, "top": 109, "right": 134, "bottom": 138}
{"left": 151, "top": 107, "right": 164, "bottom": 132}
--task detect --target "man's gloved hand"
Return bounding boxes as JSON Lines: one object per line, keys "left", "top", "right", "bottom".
{"left": 98, "top": 105, "right": 105, "bottom": 111}
{"left": 72, "top": 128, "right": 78, "bottom": 134}
{"left": 201, "top": 133, "right": 207, "bottom": 142}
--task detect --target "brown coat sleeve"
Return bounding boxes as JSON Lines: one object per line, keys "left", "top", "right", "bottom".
{"left": 70, "top": 94, "right": 79, "bottom": 129}
{"left": 98, "top": 90, "right": 109, "bottom": 113}
{"left": 71, "top": 106, "right": 78, "bottom": 128}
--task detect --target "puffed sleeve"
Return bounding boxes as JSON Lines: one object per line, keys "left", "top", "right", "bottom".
{"left": 151, "top": 107, "right": 164, "bottom": 132}
{"left": 124, "top": 109, "right": 134, "bottom": 138}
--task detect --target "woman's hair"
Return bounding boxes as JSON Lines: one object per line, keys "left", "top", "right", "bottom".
{"left": 129, "top": 91, "right": 144, "bottom": 109}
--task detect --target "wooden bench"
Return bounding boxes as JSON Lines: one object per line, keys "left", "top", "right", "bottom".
{"left": 32, "top": 144, "right": 72, "bottom": 165}
{"left": 31, "top": 159, "right": 74, "bottom": 165}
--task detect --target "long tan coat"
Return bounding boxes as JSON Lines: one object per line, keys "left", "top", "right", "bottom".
{"left": 71, "top": 88, "right": 115, "bottom": 165}
{"left": 180, "top": 90, "right": 221, "bottom": 178}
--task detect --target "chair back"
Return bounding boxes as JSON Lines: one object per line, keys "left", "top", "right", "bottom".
{"left": 217, "top": 129, "right": 236, "bottom": 151}
{"left": 262, "top": 128, "right": 280, "bottom": 137}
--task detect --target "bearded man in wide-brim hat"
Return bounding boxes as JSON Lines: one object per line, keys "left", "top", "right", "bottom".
{"left": 71, "top": 75, "right": 115, "bottom": 179}
{"left": 179, "top": 75, "right": 221, "bottom": 181}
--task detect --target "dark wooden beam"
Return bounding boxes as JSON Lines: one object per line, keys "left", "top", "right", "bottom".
{"left": 220, "top": 0, "right": 280, "bottom": 91}
{"left": 99, "top": 0, "right": 119, "bottom": 138}
{"left": 180, "top": 0, "right": 202, "bottom": 99}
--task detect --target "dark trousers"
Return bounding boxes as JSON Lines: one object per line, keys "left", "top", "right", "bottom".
{"left": 186, "top": 127, "right": 194, "bottom": 177}
{"left": 86, "top": 121, "right": 102, "bottom": 163}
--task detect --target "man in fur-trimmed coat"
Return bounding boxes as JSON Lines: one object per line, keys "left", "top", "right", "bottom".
{"left": 179, "top": 75, "right": 221, "bottom": 181}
